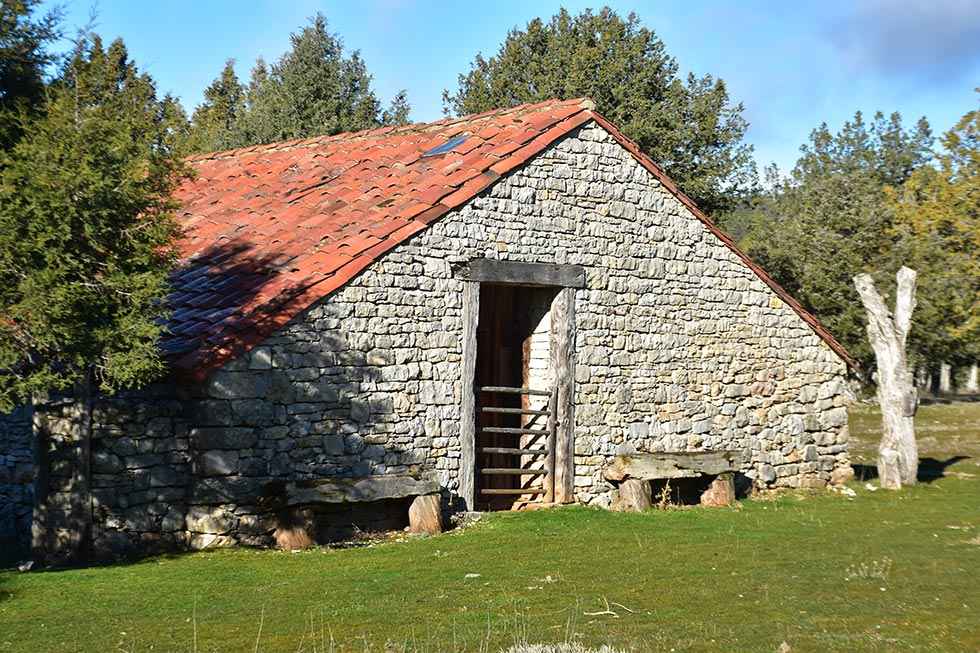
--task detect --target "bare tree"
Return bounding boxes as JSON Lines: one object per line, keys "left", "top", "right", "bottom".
{"left": 853, "top": 267, "right": 919, "bottom": 489}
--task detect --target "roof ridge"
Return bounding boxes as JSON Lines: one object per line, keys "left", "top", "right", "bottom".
{"left": 186, "top": 97, "right": 593, "bottom": 163}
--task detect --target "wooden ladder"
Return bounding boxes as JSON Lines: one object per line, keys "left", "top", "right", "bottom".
{"left": 477, "top": 385, "right": 557, "bottom": 504}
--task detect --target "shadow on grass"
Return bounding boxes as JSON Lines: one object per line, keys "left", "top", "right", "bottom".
{"left": 852, "top": 456, "right": 971, "bottom": 483}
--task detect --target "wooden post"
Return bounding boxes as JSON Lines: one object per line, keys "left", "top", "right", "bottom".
{"left": 551, "top": 288, "right": 576, "bottom": 503}
{"left": 459, "top": 281, "right": 479, "bottom": 510}
{"left": 853, "top": 267, "right": 919, "bottom": 489}
{"left": 408, "top": 494, "right": 443, "bottom": 534}
{"left": 544, "top": 386, "right": 557, "bottom": 503}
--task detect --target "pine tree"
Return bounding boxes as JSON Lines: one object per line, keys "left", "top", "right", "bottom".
{"left": 0, "top": 34, "right": 187, "bottom": 411}
{"left": 443, "top": 7, "right": 755, "bottom": 215}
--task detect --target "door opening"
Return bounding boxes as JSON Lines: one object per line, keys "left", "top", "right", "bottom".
{"left": 475, "top": 284, "right": 559, "bottom": 510}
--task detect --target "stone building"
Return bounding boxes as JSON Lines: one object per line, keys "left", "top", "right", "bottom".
{"left": 5, "top": 99, "right": 857, "bottom": 561}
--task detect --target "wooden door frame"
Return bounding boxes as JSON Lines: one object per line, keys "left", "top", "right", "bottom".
{"left": 457, "top": 259, "right": 583, "bottom": 510}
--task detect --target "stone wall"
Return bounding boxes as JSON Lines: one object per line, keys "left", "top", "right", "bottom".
{"left": 0, "top": 405, "right": 33, "bottom": 556}
{"left": 31, "top": 121, "right": 851, "bottom": 559}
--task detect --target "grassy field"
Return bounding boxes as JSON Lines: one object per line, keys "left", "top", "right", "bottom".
{"left": 1, "top": 403, "right": 978, "bottom": 653}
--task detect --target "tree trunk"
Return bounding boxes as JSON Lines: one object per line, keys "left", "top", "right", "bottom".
{"left": 853, "top": 268, "right": 918, "bottom": 489}
{"left": 939, "top": 362, "right": 953, "bottom": 394}
{"left": 966, "top": 362, "right": 979, "bottom": 394}
{"left": 69, "top": 371, "right": 95, "bottom": 561}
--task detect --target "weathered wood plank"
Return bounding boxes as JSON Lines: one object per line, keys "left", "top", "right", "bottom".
{"left": 479, "top": 385, "right": 552, "bottom": 396}
{"left": 480, "top": 447, "right": 548, "bottom": 456}
{"left": 282, "top": 474, "right": 439, "bottom": 506}
{"left": 552, "top": 287, "right": 577, "bottom": 503}
{"left": 480, "top": 406, "right": 550, "bottom": 416}
{"left": 480, "top": 468, "right": 546, "bottom": 476}
{"left": 544, "top": 386, "right": 557, "bottom": 503}
{"left": 481, "top": 426, "right": 549, "bottom": 435}
{"left": 452, "top": 258, "right": 586, "bottom": 288}
{"left": 603, "top": 451, "right": 741, "bottom": 482}
{"left": 480, "top": 488, "right": 546, "bottom": 495}
{"left": 459, "top": 280, "right": 479, "bottom": 510}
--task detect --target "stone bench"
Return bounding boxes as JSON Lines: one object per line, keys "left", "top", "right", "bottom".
{"left": 602, "top": 451, "right": 742, "bottom": 511}
{"left": 267, "top": 474, "right": 443, "bottom": 549}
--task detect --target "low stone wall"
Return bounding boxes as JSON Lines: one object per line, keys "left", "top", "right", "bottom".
{"left": 0, "top": 405, "right": 34, "bottom": 557}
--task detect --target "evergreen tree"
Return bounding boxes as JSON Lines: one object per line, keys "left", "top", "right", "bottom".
{"left": 0, "top": 0, "right": 60, "bottom": 149}
{"left": 0, "top": 34, "right": 187, "bottom": 411}
{"left": 233, "top": 13, "right": 410, "bottom": 147}
{"left": 888, "top": 95, "right": 980, "bottom": 368}
{"left": 186, "top": 59, "right": 245, "bottom": 153}
{"left": 443, "top": 7, "right": 755, "bottom": 215}
{"left": 727, "top": 112, "right": 934, "bottom": 368}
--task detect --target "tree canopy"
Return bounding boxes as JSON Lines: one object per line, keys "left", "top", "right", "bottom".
{"left": 187, "top": 14, "right": 410, "bottom": 153}
{"left": 887, "top": 94, "right": 980, "bottom": 368}
{"left": 0, "top": 34, "right": 187, "bottom": 410}
{"left": 0, "top": 0, "right": 60, "bottom": 150}
{"left": 723, "top": 101, "right": 980, "bottom": 373}
{"left": 443, "top": 7, "right": 755, "bottom": 215}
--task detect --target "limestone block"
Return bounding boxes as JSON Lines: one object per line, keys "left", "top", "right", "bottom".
{"left": 199, "top": 450, "right": 239, "bottom": 476}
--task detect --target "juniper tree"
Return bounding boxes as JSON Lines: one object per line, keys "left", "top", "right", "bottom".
{"left": 728, "top": 111, "right": 934, "bottom": 368}
{"left": 186, "top": 59, "right": 246, "bottom": 153}
{"left": 0, "top": 34, "right": 187, "bottom": 412}
{"left": 0, "top": 0, "right": 61, "bottom": 150}
{"left": 443, "top": 7, "right": 755, "bottom": 215}
{"left": 231, "top": 13, "right": 410, "bottom": 148}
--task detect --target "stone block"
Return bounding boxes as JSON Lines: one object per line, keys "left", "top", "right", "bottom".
{"left": 191, "top": 427, "right": 257, "bottom": 450}
{"left": 199, "top": 450, "right": 239, "bottom": 476}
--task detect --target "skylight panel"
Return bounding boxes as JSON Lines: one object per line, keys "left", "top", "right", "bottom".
{"left": 422, "top": 134, "right": 468, "bottom": 157}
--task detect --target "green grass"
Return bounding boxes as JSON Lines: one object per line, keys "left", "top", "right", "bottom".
{"left": 2, "top": 404, "right": 979, "bottom": 653}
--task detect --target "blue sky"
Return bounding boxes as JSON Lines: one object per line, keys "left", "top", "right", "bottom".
{"left": 42, "top": 0, "right": 980, "bottom": 172}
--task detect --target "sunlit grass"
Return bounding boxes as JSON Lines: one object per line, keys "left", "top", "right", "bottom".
{"left": 0, "top": 402, "right": 977, "bottom": 652}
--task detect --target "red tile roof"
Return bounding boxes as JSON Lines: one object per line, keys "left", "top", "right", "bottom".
{"left": 164, "top": 98, "right": 856, "bottom": 380}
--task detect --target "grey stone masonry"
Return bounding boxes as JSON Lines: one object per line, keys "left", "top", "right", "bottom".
{"left": 0, "top": 405, "right": 34, "bottom": 556}
{"left": 28, "top": 121, "right": 851, "bottom": 559}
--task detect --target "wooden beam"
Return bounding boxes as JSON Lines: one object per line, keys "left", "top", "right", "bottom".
{"left": 452, "top": 258, "right": 586, "bottom": 288}
{"left": 458, "top": 280, "right": 479, "bottom": 511}
{"left": 552, "top": 287, "right": 577, "bottom": 503}
{"left": 602, "top": 451, "right": 742, "bottom": 482}
{"left": 282, "top": 474, "right": 439, "bottom": 506}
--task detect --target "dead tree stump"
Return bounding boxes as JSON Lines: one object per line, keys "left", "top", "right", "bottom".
{"left": 408, "top": 494, "right": 442, "bottom": 534}
{"left": 700, "top": 473, "right": 735, "bottom": 507}
{"left": 854, "top": 267, "right": 919, "bottom": 489}
{"left": 612, "top": 478, "right": 652, "bottom": 512}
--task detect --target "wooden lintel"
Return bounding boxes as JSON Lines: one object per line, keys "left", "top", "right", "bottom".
{"left": 452, "top": 258, "right": 586, "bottom": 288}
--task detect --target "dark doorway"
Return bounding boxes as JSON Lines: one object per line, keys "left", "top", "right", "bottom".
{"left": 475, "top": 284, "right": 558, "bottom": 510}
